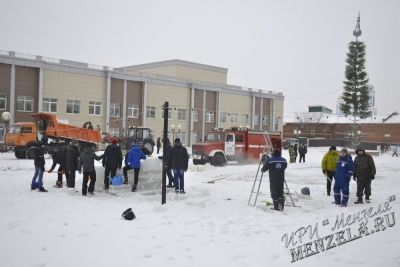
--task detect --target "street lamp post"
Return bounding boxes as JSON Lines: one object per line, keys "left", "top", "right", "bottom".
{"left": 294, "top": 129, "right": 301, "bottom": 138}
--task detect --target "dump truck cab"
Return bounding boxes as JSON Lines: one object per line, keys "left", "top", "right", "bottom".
{"left": 5, "top": 122, "right": 37, "bottom": 158}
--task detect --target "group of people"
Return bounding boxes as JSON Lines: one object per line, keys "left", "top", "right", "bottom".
{"left": 288, "top": 144, "right": 308, "bottom": 163}
{"left": 261, "top": 145, "right": 376, "bottom": 212}
{"left": 30, "top": 136, "right": 189, "bottom": 196}
{"left": 321, "top": 146, "right": 376, "bottom": 206}
{"left": 158, "top": 138, "right": 189, "bottom": 193}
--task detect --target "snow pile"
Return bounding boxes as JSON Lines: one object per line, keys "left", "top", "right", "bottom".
{"left": 94, "top": 156, "right": 163, "bottom": 192}
{"left": 0, "top": 148, "right": 399, "bottom": 267}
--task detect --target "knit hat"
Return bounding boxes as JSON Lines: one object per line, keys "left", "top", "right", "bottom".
{"left": 341, "top": 148, "right": 348, "bottom": 154}
{"left": 112, "top": 138, "right": 118, "bottom": 145}
{"left": 174, "top": 138, "right": 181, "bottom": 144}
{"left": 329, "top": 145, "right": 336, "bottom": 151}
{"left": 273, "top": 149, "right": 281, "bottom": 157}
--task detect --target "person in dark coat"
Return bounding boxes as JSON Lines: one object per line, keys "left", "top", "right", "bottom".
{"left": 353, "top": 147, "right": 376, "bottom": 204}
{"left": 65, "top": 140, "right": 79, "bottom": 188}
{"left": 156, "top": 137, "right": 161, "bottom": 154}
{"left": 261, "top": 149, "right": 288, "bottom": 211}
{"left": 31, "top": 141, "right": 47, "bottom": 192}
{"left": 78, "top": 144, "right": 103, "bottom": 196}
{"left": 298, "top": 144, "right": 307, "bottom": 163}
{"left": 167, "top": 138, "right": 189, "bottom": 194}
{"left": 333, "top": 148, "right": 354, "bottom": 207}
{"left": 102, "top": 138, "right": 122, "bottom": 189}
{"left": 125, "top": 141, "right": 146, "bottom": 192}
{"left": 294, "top": 144, "right": 298, "bottom": 162}
{"left": 48, "top": 148, "right": 67, "bottom": 188}
{"left": 164, "top": 139, "right": 174, "bottom": 188}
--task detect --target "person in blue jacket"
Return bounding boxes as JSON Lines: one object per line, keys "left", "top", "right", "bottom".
{"left": 333, "top": 148, "right": 354, "bottom": 207}
{"left": 125, "top": 141, "right": 147, "bottom": 192}
{"left": 261, "top": 149, "right": 288, "bottom": 211}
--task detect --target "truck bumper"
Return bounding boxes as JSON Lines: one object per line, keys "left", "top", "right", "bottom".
{"left": 192, "top": 154, "right": 207, "bottom": 165}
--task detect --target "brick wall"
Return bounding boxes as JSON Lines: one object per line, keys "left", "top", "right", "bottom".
{"left": 283, "top": 123, "right": 400, "bottom": 144}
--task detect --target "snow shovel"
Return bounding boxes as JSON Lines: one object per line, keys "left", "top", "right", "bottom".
{"left": 203, "top": 177, "right": 226, "bottom": 184}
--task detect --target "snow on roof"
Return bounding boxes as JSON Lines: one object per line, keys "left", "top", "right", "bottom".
{"left": 284, "top": 112, "right": 400, "bottom": 124}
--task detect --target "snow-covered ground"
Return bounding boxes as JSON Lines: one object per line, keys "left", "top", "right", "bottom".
{"left": 0, "top": 147, "right": 399, "bottom": 267}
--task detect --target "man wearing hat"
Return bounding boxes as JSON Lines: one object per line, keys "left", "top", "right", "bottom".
{"left": 354, "top": 146, "right": 376, "bottom": 204}
{"left": 125, "top": 140, "right": 146, "bottom": 192}
{"left": 333, "top": 148, "right": 354, "bottom": 207}
{"left": 261, "top": 149, "right": 288, "bottom": 211}
{"left": 65, "top": 139, "right": 79, "bottom": 188}
{"left": 321, "top": 146, "right": 339, "bottom": 196}
{"left": 102, "top": 138, "right": 122, "bottom": 190}
{"left": 168, "top": 138, "right": 189, "bottom": 194}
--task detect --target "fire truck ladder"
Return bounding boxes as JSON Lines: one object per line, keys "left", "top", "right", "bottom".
{"left": 248, "top": 132, "right": 297, "bottom": 208}
{"left": 248, "top": 132, "right": 274, "bottom": 207}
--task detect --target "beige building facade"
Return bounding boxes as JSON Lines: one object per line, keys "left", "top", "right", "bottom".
{"left": 0, "top": 51, "right": 284, "bottom": 146}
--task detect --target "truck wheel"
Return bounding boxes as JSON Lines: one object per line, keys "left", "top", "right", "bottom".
{"left": 143, "top": 141, "right": 154, "bottom": 155}
{"left": 211, "top": 154, "right": 226, "bottom": 167}
{"left": 15, "top": 149, "right": 26, "bottom": 159}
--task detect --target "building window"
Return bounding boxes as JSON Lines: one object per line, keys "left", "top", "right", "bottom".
{"left": 230, "top": 113, "right": 239, "bottom": 123}
{"left": 42, "top": 98, "right": 58, "bottom": 113}
{"left": 254, "top": 114, "right": 259, "bottom": 126}
{"left": 193, "top": 109, "right": 199, "bottom": 122}
{"left": 176, "top": 131, "right": 186, "bottom": 145}
{"left": 205, "top": 111, "right": 214, "bottom": 123}
{"left": 17, "top": 96, "right": 33, "bottom": 112}
{"left": 66, "top": 99, "right": 80, "bottom": 114}
{"left": 110, "top": 103, "right": 120, "bottom": 117}
{"left": 162, "top": 108, "right": 172, "bottom": 120}
{"left": 0, "top": 94, "right": 6, "bottom": 110}
{"left": 178, "top": 109, "right": 187, "bottom": 121}
{"left": 109, "top": 127, "right": 120, "bottom": 137}
{"left": 128, "top": 104, "right": 139, "bottom": 118}
{"left": 89, "top": 101, "right": 101, "bottom": 115}
{"left": 146, "top": 106, "right": 156, "bottom": 118}
{"left": 220, "top": 112, "right": 227, "bottom": 123}
{"left": 241, "top": 114, "right": 249, "bottom": 124}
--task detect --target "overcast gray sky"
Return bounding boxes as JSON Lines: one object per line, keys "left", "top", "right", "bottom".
{"left": 1, "top": 0, "right": 399, "bottom": 119}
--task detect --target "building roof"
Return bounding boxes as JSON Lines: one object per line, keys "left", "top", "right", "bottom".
{"left": 284, "top": 112, "right": 400, "bottom": 124}
{"left": 117, "top": 59, "right": 228, "bottom": 74}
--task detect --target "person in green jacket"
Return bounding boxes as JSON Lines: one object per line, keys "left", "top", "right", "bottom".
{"left": 321, "top": 146, "right": 339, "bottom": 196}
{"left": 289, "top": 145, "right": 296, "bottom": 163}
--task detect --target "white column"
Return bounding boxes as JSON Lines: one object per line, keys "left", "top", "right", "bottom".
{"left": 142, "top": 82, "right": 147, "bottom": 127}
{"left": 260, "top": 97, "right": 263, "bottom": 130}
{"left": 251, "top": 95, "right": 255, "bottom": 129}
{"left": 189, "top": 87, "right": 195, "bottom": 146}
{"left": 10, "top": 65, "right": 15, "bottom": 124}
{"left": 38, "top": 68, "right": 43, "bottom": 112}
{"left": 271, "top": 98, "right": 275, "bottom": 131}
{"left": 106, "top": 74, "right": 111, "bottom": 133}
{"left": 216, "top": 91, "right": 221, "bottom": 128}
{"left": 122, "top": 79, "right": 127, "bottom": 131}
{"left": 202, "top": 90, "right": 206, "bottom": 142}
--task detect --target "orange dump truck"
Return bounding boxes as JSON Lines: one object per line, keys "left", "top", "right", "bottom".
{"left": 5, "top": 113, "right": 102, "bottom": 159}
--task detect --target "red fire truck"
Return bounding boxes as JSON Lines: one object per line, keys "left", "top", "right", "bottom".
{"left": 192, "top": 127, "right": 282, "bottom": 166}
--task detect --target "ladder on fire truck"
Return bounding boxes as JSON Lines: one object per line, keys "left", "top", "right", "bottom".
{"left": 248, "top": 132, "right": 296, "bottom": 208}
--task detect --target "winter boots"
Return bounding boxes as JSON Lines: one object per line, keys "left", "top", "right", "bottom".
{"left": 354, "top": 197, "right": 363, "bottom": 204}
{"left": 38, "top": 187, "right": 48, "bottom": 192}
{"left": 365, "top": 196, "right": 370, "bottom": 203}
{"left": 55, "top": 181, "right": 63, "bottom": 188}
{"left": 131, "top": 184, "right": 137, "bottom": 192}
{"left": 272, "top": 197, "right": 285, "bottom": 211}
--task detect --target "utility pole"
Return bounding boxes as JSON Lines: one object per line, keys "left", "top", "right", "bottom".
{"left": 161, "top": 102, "right": 169, "bottom": 205}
